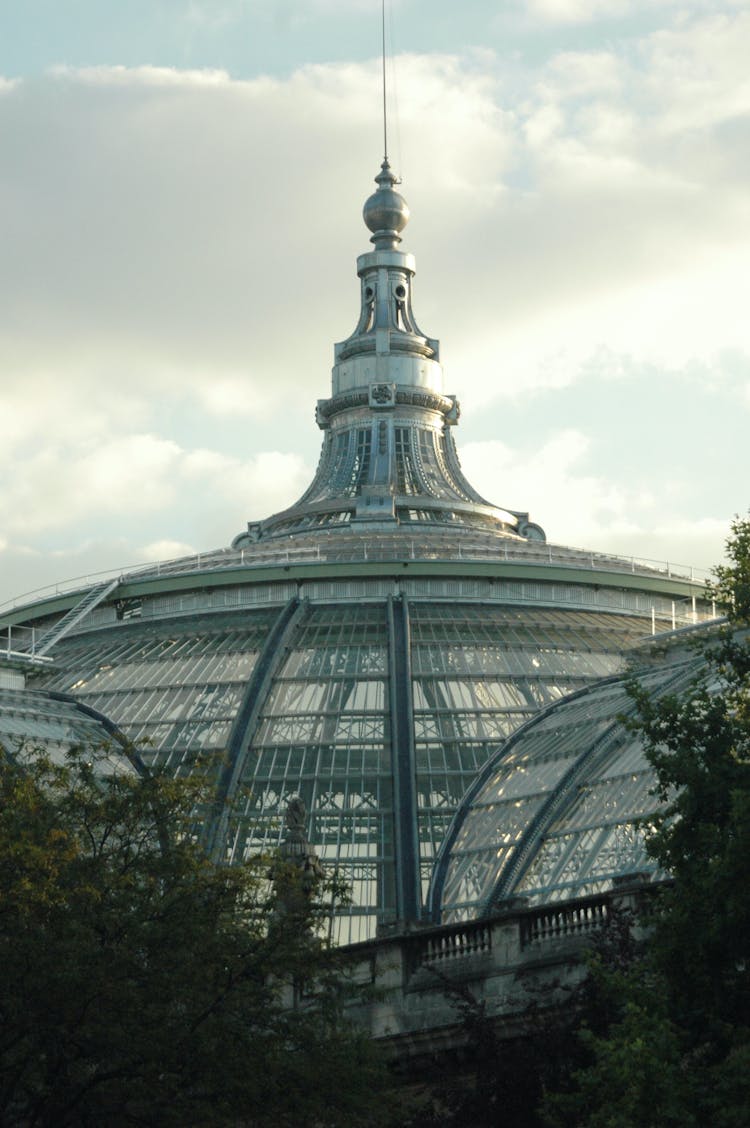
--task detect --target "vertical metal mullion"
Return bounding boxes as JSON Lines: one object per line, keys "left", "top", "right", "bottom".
{"left": 387, "top": 594, "right": 420, "bottom": 925}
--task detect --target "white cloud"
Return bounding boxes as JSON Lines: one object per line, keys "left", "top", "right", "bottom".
{"left": 521, "top": 0, "right": 738, "bottom": 28}
{"left": 195, "top": 375, "right": 278, "bottom": 418}
{"left": 461, "top": 432, "right": 730, "bottom": 572}
{"left": 524, "top": 0, "right": 630, "bottom": 24}
{"left": 644, "top": 14, "right": 750, "bottom": 136}
{"left": 0, "top": 430, "right": 309, "bottom": 538}
{"left": 178, "top": 447, "right": 310, "bottom": 520}
{"left": 137, "top": 538, "right": 198, "bottom": 562}
{"left": 51, "top": 64, "right": 235, "bottom": 87}
{"left": 541, "top": 49, "right": 625, "bottom": 99}
{"left": 1, "top": 435, "right": 183, "bottom": 535}
{"left": 462, "top": 430, "right": 637, "bottom": 548}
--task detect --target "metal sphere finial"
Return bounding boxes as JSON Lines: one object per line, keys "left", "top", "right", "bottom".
{"left": 363, "top": 159, "right": 410, "bottom": 249}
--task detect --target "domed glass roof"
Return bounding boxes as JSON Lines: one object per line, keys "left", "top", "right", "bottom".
{"left": 19, "top": 598, "right": 664, "bottom": 943}
{"left": 429, "top": 641, "right": 706, "bottom": 923}
{"left": 0, "top": 163, "right": 715, "bottom": 944}
{"left": 0, "top": 686, "right": 142, "bottom": 776}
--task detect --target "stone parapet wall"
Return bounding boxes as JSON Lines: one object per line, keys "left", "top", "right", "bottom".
{"left": 338, "top": 879, "right": 653, "bottom": 1061}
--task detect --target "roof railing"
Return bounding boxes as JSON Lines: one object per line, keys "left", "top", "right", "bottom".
{"left": 0, "top": 539, "right": 712, "bottom": 617}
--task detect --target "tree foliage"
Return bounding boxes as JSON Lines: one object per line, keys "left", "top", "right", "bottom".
{"left": 0, "top": 747, "right": 387, "bottom": 1128}
{"left": 543, "top": 515, "right": 750, "bottom": 1127}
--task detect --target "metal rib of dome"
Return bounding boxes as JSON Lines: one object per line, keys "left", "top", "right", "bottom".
{"left": 0, "top": 687, "right": 144, "bottom": 776}
{"left": 233, "top": 161, "right": 546, "bottom": 547}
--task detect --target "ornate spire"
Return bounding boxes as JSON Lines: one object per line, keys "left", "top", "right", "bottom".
{"left": 233, "top": 163, "right": 545, "bottom": 545}
{"left": 331, "top": 160, "right": 440, "bottom": 392}
{"left": 363, "top": 159, "right": 410, "bottom": 250}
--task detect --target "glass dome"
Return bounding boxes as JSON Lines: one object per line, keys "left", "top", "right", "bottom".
{"left": 5, "top": 586, "right": 708, "bottom": 944}
{"left": 0, "top": 686, "right": 142, "bottom": 776}
{"left": 0, "top": 162, "right": 715, "bottom": 944}
{"left": 429, "top": 643, "right": 705, "bottom": 923}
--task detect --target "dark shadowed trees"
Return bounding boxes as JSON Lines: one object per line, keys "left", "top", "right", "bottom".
{"left": 0, "top": 748, "right": 388, "bottom": 1128}
{"left": 544, "top": 515, "right": 750, "bottom": 1128}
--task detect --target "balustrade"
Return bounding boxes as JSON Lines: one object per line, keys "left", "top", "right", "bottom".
{"left": 520, "top": 898, "right": 609, "bottom": 947}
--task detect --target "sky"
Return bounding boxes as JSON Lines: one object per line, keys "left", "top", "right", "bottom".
{"left": 1, "top": 0, "right": 749, "bottom": 607}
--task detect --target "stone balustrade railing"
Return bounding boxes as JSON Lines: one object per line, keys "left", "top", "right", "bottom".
{"left": 520, "top": 897, "right": 610, "bottom": 948}
{"left": 339, "top": 882, "right": 654, "bottom": 1058}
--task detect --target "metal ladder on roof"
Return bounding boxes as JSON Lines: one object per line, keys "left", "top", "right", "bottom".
{"left": 33, "top": 579, "right": 120, "bottom": 657}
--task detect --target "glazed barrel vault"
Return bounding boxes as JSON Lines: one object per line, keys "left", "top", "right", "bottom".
{"left": 0, "top": 162, "right": 715, "bottom": 944}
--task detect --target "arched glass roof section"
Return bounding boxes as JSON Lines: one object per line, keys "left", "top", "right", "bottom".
{"left": 0, "top": 687, "right": 144, "bottom": 776}
{"left": 429, "top": 647, "right": 706, "bottom": 924}
{"left": 21, "top": 598, "right": 654, "bottom": 945}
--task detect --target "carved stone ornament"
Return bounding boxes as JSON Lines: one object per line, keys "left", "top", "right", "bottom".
{"left": 369, "top": 382, "right": 395, "bottom": 407}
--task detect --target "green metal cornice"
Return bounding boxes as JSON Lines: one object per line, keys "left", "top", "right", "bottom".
{"left": 1, "top": 558, "right": 706, "bottom": 632}
{"left": 81, "top": 559, "right": 711, "bottom": 602}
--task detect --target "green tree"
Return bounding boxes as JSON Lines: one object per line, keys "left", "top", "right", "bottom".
{"left": 0, "top": 746, "right": 387, "bottom": 1128}
{"left": 543, "top": 515, "right": 750, "bottom": 1128}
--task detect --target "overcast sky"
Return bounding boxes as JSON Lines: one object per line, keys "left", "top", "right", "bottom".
{"left": 1, "top": 0, "right": 748, "bottom": 607}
